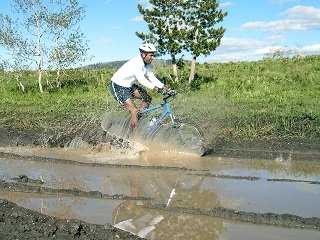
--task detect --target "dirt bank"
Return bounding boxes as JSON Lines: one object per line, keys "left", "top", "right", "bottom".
{"left": 0, "top": 199, "right": 142, "bottom": 240}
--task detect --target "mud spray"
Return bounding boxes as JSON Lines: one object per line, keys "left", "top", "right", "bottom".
{"left": 100, "top": 111, "right": 205, "bottom": 157}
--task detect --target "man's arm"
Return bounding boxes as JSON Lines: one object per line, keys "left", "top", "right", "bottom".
{"left": 133, "top": 68, "right": 156, "bottom": 89}
{"left": 147, "top": 72, "right": 164, "bottom": 88}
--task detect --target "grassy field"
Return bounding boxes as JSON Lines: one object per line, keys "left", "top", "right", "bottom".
{"left": 0, "top": 55, "right": 319, "bottom": 145}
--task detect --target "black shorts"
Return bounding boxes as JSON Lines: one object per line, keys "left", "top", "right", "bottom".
{"left": 110, "top": 81, "right": 152, "bottom": 105}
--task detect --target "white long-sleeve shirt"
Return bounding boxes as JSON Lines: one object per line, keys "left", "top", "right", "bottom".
{"left": 111, "top": 55, "right": 164, "bottom": 89}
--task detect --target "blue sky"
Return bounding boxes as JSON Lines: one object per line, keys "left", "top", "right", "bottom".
{"left": 1, "top": 0, "right": 320, "bottom": 65}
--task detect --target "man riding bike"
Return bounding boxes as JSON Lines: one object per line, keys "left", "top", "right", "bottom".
{"left": 110, "top": 43, "right": 169, "bottom": 129}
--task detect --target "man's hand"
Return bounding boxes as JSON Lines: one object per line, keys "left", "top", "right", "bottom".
{"left": 156, "top": 87, "right": 176, "bottom": 96}
{"left": 156, "top": 87, "right": 168, "bottom": 95}
{"left": 154, "top": 86, "right": 167, "bottom": 94}
{"left": 153, "top": 86, "right": 160, "bottom": 92}
{"left": 167, "top": 89, "right": 177, "bottom": 96}
{"left": 163, "top": 85, "right": 169, "bottom": 92}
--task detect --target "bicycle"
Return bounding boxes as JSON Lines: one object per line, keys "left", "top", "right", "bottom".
{"left": 101, "top": 90, "right": 205, "bottom": 156}
{"left": 136, "top": 90, "right": 205, "bottom": 155}
{"left": 138, "top": 89, "right": 177, "bottom": 135}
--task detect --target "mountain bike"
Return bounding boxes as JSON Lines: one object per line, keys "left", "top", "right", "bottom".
{"left": 101, "top": 90, "right": 205, "bottom": 156}
{"left": 136, "top": 90, "right": 205, "bottom": 155}
{"left": 138, "top": 89, "right": 177, "bottom": 135}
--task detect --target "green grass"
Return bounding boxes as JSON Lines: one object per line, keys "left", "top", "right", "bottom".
{"left": 0, "top": 55, "right": 319, "bottom": 144}
{"left": 154, "top": 55, "right": 320, "bottom": 140}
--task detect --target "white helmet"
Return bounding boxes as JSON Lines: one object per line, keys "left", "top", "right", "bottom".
{"left": 139, "top": 43, "right": 156, "bottom": 53}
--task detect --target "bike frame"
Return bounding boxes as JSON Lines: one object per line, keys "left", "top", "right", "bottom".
{"left": 138, "top": 95, "right": 176, "bottom": 125}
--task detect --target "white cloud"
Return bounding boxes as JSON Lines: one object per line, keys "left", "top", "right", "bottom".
{"left": 241, "top": 5, "right": 320, "bottom": 33}
{"left": 255, "top": 46, "right": 290, "bottom": 55}
{"left": 204, "top": 37, "right": 267, "bottom": 62}
{"left": 220, "top": 1, "right": 233, "bottom": 8}
{"left": 137, "top": 0, "right": 149, "bottom": 4}
{"left": 256, "top": 44, "right": 320, "bottom": 56}
{"left": 207, "top": 53, "right": 259, "bottom": 63}
{"left": 301, "top": 44, "right": 320, "bottom": 54}
{"left": 205, "top": 37, "right": 320, "bottom": 63}
{"left": 130, "top": 16, "right": 144, "bottom": 22}
{"left": 285, "top": 5, "right": 320, "bottom": 21}
{"left": 131, "top": 0, "right": 150, "bottom": 23}
{"left": 217, "top": 37, "right": 266, "bottom": 52}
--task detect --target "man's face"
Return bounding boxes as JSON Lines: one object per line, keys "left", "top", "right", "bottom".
{"left": 143, "top": 52, "right": 155, "bottom": 64}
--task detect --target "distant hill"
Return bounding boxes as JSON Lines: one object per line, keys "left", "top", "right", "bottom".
{"left": 82, "top": 59, "right": 173, "bottom": 69}
{"left": 81, "top": 61, "right": 127, "bottom": 69}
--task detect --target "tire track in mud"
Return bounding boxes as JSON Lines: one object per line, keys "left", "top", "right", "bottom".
{"left": 144, "top": 203, "right": 320, "bottom": 231}
{"left": 0, "top": 180, "right": 152, "bottom": 201}
{"left": 1, "top": 179, "right": 320, "bottom": 231}
{"left": 267, "top": 178, "right": 320, "bottom": 184}
{"left": 189, "top": 173, "right": 320, "bottom": 184}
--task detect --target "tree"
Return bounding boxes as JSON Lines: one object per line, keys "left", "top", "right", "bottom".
{"left": 46, "top": 0, "right": 88, "bottom": 87}
{"left": 183, "top": 0, "right": 227, "bottom": 83}
{"left": 10, "top": 0, "right": 52, "bottom": 93}
{"left": 0, "top": 0, "right": 88, "bottom": 93}
{"left": 0, "top": 13, "right": 29, "bottom": 92}
{"left": 136, "top": 0, "right": 227, "bottom": 84}
{"left": 136, "top": 0, "right": 186, "bottom": 83}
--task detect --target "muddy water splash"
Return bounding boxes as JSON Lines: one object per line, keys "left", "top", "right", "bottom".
{"left": 101, "top": 111, "right": 205, "bottom": 156}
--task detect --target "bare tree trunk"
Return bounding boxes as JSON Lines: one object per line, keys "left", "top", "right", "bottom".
{"left": 15, "top": 75, "right": 25, "bottom": 93}
{"left": 172, "top": 64, "right": 179, "bottom": 82}
{"left": 56, "top": 69, "right": 61, "bottom": 88}
{"left": 36, "top": 13, "right": 44, "bottom": 93}
{"left": 188, "top": 54, "right": 197, "bottom": 84}
{"left": 54, "top": 37, "right": 62, "bottom": 88}
{"left": 38, "top": 65, "right": 43, "bottom": 93}
{"left": 171, "top": 54, "right": 179, "bottom": 82}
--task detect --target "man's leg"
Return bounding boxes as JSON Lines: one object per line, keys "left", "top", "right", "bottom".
{"left": 132, "top": 88, "right": 151, "bottom": 110}
{"left": 110, "top": 82, "right": 140, "bottom": 129}
{"left": 124, "top": 99, "right": 139, "bottom": 129}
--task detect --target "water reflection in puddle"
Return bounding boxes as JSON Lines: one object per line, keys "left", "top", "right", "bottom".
{"left": 0, "top": 190, "right": 122, "bottom": 225}
{"left": 0, "top": 190, "right": 318, "bottom": 240}
{"left": 0, "top": 146, "right": 320, "bottom": 239}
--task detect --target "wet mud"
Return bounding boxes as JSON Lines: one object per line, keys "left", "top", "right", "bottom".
{"left": 0, "top": 199, "right": 142, "bottom": 240}
{"left": 0, "top": 127, "right": 320, "bottom": 239}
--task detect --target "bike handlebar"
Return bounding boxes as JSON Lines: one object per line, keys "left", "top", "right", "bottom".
{"left": 158, "top": 87, "right": 176, "bottom": 95}
{"left": 166, "top": 89, "right": 177, "bottom": 96}
{"left": 162, "top": 89, "right": 176, "bottom": 101}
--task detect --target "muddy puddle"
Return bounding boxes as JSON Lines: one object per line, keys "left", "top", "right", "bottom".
{"left": 0, "top": 145, "right": 320, "bottom": 239}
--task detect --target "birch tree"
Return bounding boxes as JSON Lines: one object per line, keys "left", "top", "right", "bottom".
{"left": 10, "top": 0, "right": 49, "bottom": 93}
{"left": 46, "top": 0, "right": 88, "bottom": 87}
{"left": 0, "top": 0, "right": 88, "bottom": 93}
{"left": 0, "top": 14, "right": 29, "bottom": 92}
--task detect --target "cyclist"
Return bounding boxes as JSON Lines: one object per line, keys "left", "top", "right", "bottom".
{"left": 110, "top": 43, "right": 169, "bottom": 129}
